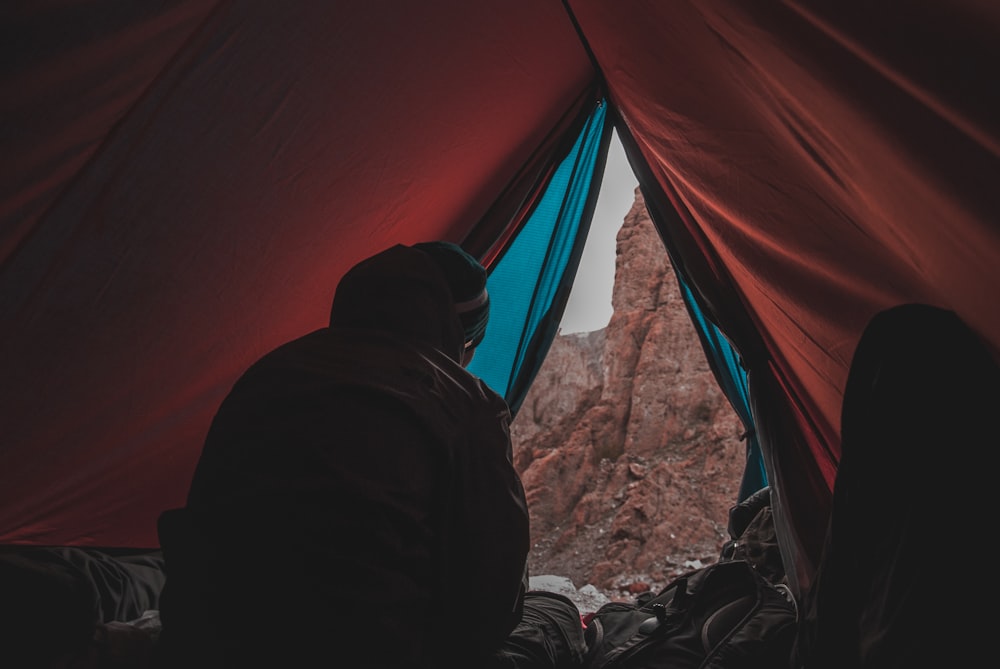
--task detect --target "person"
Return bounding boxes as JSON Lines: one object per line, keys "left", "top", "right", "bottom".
{"left": 791, "top": 304, "right": 1000, "bottom": 668}
{"left": 155, "top": 241, "right": 586, "bottom": 668}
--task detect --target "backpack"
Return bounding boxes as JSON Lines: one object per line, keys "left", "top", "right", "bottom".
{"left": 582, "top": 558, "right": 797, "bottom": 669}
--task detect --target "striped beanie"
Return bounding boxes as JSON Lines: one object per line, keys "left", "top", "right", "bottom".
{"left": 412, "top": 241, "right": 490, "bottom": 350}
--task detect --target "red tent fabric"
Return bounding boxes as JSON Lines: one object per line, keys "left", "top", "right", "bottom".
{"left": 3, "top": 0, "right": 998, "bottom": 597}
{"left": 0, "top": 0, "right": 594, "bottom": 547}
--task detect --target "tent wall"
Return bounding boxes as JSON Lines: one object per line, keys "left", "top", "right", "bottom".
{"left": 0, "top": 0, "right": 594, "bottom": 547}
{"left": 0, "top": 0, "right": 221, "bottom": 264}
{"left": 568, "top": 0, "right": 1000, "bottom": 592}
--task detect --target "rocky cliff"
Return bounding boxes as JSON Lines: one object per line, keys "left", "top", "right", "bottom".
{"left": 511, "top": 188, "right": 748, "bottom": 599}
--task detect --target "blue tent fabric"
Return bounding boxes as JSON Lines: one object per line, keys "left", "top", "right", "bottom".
{"left": 469, "top": 98, "right": 610, "bottom": 415}
{"left": 677, "top": 277, "right": 767, "bottom": 501}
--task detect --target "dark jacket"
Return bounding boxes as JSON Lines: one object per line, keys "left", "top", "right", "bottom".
{"left": 158, "top": 244, "right": 529, "bottom": 668}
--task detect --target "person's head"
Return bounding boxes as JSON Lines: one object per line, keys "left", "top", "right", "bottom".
{"left": 328, "top": 241, "right": 490, "bottom": 366}
{"left": 411, "top": 241, "right": 490, "bottom": 366}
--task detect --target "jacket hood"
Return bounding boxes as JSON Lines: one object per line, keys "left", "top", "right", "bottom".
{"left": 328, "top": 244, "right": 466, "bottom": 363}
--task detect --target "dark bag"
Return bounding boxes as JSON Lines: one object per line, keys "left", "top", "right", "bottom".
{"left": 582, "top": 559, "right": 796, "bottom": 669}
{"left": 490, "top": 590, "right": 589, "bottom": 668}
{"left": 719, "top": 486, "right": 786, "bottom": 588}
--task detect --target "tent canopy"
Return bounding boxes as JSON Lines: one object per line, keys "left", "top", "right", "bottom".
{"left": 3, "top": 0, "right": 998, "bottom": 598}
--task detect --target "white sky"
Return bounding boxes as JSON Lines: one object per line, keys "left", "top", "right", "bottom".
{"left": 559, "top": 130, "right": 639, "bottom": 334}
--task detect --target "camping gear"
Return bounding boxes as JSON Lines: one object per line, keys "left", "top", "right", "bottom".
{"left": 581, "top": 559, "right": 797, "bottom": 669}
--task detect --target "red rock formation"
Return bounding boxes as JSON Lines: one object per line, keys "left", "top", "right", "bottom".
{"left": 511, "top": 188, "right": 748, "bottom": 598}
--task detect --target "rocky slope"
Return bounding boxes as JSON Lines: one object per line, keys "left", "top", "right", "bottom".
{"left": 511, "top": 188, "right": 748, "bottom": 602}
